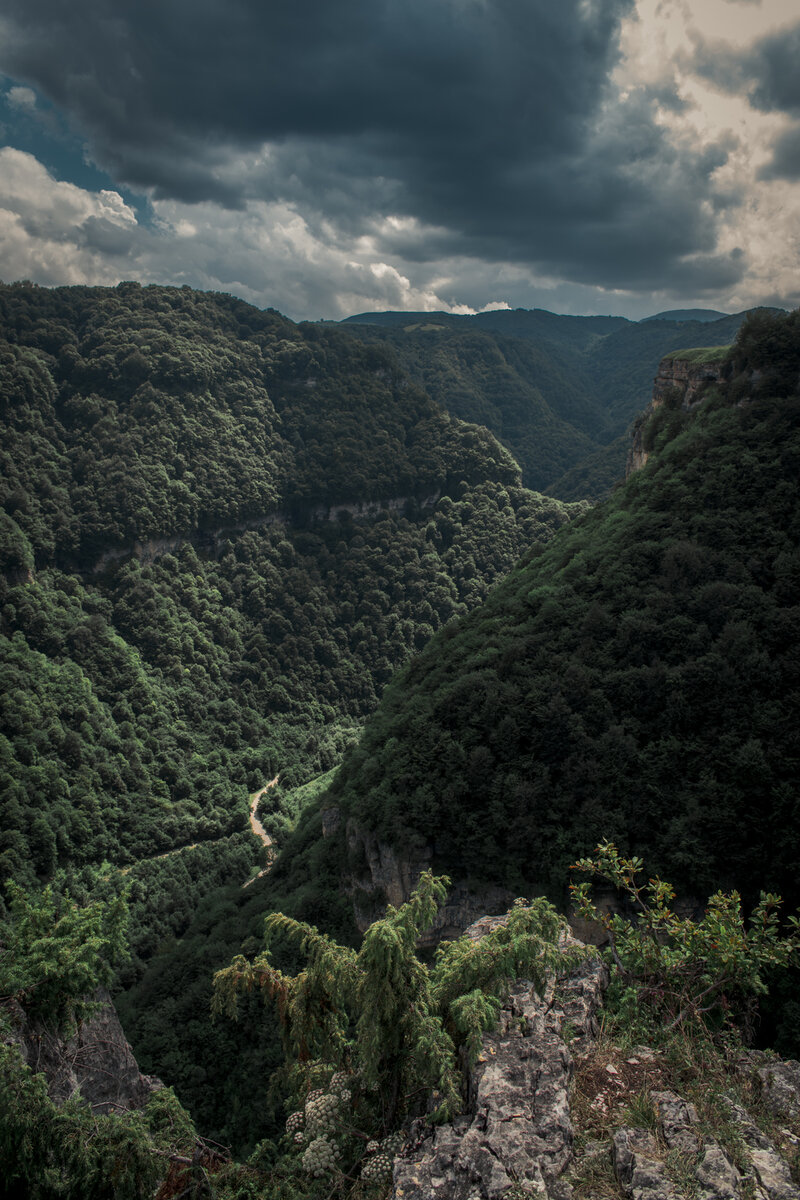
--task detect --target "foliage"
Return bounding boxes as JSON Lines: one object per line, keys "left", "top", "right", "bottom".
{"left": 328, "top": 310, "right": 800, "bottom": 913}
{"left": 571, "top": 841, "right": 800, "bottom": 1037}
{"left": 431, "top": 895, "right": 571, "bottom": 1058}
{"left": 212, "top": 873, "right": 576, "bottom": 1187}
{"left": 666, "top": 344, "right": 731, "bottom": 364}
{"left": 0, "top": 278, "right": 584, "bottom": 1119}
{"left": 0, "top": 877, "right": 199, "bottom": 1200}
{"left": 120, "top": 307, "right": 800, "bottom": 1149}
{"left": 0, "top": 1043, "right": 202, "bottom": 1200}
{"left": 342, "top": 307, "right": 749, "bottom": 498}
{"left": 731, "top": 307, "right": 800, "bottom": 397}
{"left": 0, "top": 881, "right": 128, "bottom": 1027}
{"left": 0, "top": 281, "right": 583, "bottom": 899}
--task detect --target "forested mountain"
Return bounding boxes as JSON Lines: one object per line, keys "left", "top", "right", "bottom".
{"left": 325, "top": 309, "right": 800, "bottom": 912}
{"left": 4, "top": 285, "right": 799, "bottom": 1193}
{"left": 339, "top": 307, "right": 754, "bottom": 498}
{"left": 0, "top": 280, "right": 587, "bottom": 965}
{"left": 115, "top": 308, "right": 800, "bottom": 1158}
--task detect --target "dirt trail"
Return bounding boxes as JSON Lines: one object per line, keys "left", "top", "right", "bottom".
{"left": 243, "top": 775, "right": 279, "bottom": 888}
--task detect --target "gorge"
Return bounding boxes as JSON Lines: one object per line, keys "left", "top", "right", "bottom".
{"left": 1, "top": 286, "right": 799, "bottom": 1199}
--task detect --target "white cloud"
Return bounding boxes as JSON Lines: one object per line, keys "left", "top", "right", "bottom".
{"left": 610, "top": 0, "right": 800, "bottom": 310}
{"left": 0, "top": 139, "right": 797, "bottom": 321}
{"left": 0, "top": 148, "right": 140, "bottom": 284}
{"left": 6, "top": 84, "right": 36, "bottom": 110}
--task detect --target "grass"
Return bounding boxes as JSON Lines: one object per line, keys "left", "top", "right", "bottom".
{"left": 667, "top": 344, "right": 732, "bottom": 364}
{"left": 566, "top": 1153, "right": 624, "bottom": 1200}
{"left": 567, "top": 1011, "right": 800, "bottom": 1200}
{"left": 260, "top": 768, "right": 339, "bottom": 840}
{"left": 570, "top": 1036, "right": 666, "bottom": 1147}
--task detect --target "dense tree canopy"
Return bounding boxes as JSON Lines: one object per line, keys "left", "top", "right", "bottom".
{"left": 328, "top": 310, "right": 800, "bottom": 910}
{"left": 341, "top": 306, "right": 751, "bottom": 498}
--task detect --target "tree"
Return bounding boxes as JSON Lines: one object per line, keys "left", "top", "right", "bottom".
{"left": 570, "top": 841, "right": 800, "bottom": 1036}
{"left": 0, "top": 881, "right": 128, "bottom": 1028}
{"left": 213, "top": 871, "right": 580, "bottom": 1191}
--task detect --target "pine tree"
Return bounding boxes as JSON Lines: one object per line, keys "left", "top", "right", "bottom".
{"left": 213, "top": 871, "right": 579, "bottom": 1136}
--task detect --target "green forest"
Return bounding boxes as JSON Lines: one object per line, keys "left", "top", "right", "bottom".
{"left": 340, "top": 305, "right": 750, "bottom": 498}
{"left": 329, "top": 309, "right": 800, "bottom": 908}
{"left": 2, "top": 286, "right": 799, "bottom": 1197}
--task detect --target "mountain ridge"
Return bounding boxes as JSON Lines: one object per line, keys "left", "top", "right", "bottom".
{"left": 335, "top": 305, "right": 759, "bottom": 500}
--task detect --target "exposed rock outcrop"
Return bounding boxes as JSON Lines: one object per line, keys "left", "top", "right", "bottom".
{"left": 345, "top": 818, "right": 514, "bottom": 943}
{"left": 91, "top": 490, "right": 441, "bottom": 572}
{"left": 389, "top": 913, "right": 800, "bottom": 1200}
{"left": 758, "top": 1060, "right": 800, "bottom": 1123}
{"left": 3, "top": 988, "right": 162, "bottom": 1114}
{"left": 651, "top": 356, "right": 729, "bottom": 410}
{"left": 627, "top": 355, "right": 729, "bottom": 476}
{"left": 725, "top": 1099, "right": 800, "bottom": 1200}
{"left": 613, "top": 1128, "right": 681, "bottom": 1200}
{"left": 392, "top": 929, "right": 608, "bottom": 1199}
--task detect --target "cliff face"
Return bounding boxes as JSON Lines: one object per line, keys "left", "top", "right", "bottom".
{"left": 627, "top": 355, "right": 729, "bottom": 476}
{"left": 92, "top": 490, "right": 442, "bottom": 572}
{"left": 390, "top": 917, "right": 800, "bottom": 1200}
{"left": 4, "top": 988, "right": 162, "bottom": 1114}
{"left": 393, "top": 925, "right": 608, "bottom": 1200}
{"left": 338, "top": 815, "right": 515, "bottom": 943}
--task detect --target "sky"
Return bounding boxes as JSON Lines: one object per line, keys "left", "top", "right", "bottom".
{"left": 0, "top": 0, "right": 797, "bottom": 322}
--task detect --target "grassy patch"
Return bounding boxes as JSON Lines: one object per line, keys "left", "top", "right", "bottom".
{"left": 571, "top": 1037, "right": 666, "bottom": 1146}
{"left": 667, "top": 344, "right": 732, "bottom": 364}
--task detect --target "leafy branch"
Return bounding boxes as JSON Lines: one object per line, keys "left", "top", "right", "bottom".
{"left": 570, "top": 840, "right": 800, "bottom": 1035}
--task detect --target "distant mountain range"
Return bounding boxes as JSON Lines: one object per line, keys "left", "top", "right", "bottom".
{"left": 336, "top": 305, "right": 761, "bottom": 498}
{"left": 641, "top": 308, "right": 731, "bottom": 322}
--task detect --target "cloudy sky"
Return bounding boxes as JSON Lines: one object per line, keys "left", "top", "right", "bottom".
{"left": 0, "top": 0, "right": 797, "bottom": 320}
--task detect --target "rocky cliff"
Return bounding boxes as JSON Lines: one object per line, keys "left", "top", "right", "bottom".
{"left": 627, "top": 354, "right": 729, "bottom": 476}
{"left": 3, "top": 987, "right": 161, "bottom": 1114}
{"left": 91, "top": 491, "right": 442, "bottom": 572}
{"left": 390, "top": 916, "right": 800, "bottom": 1200}
{"left": 337, "top": 815, "right": 515, "bottom": 943}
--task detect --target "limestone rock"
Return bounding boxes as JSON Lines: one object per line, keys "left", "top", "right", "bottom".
{"left": 321, "top": 805, "right": 341, "bottom": 838}
{"left": 392, "top": 952, "right": 607, "bottom": 1200}
{"left": 626, "top": 355, "right": 728, "bottom": 476}
{"left": 652, "top": 1089, "right": 701, "bottom": 1155}
{"left": 345, "top": 818, "right": 514, "bottom": 942}
{"left": 726, "top": 1099, "right": 800, "bottom": 1200}
{"left": 695, "top": 1143, "right": 743, "bottom": 1200}
{"left": 651, "top": 1088, "right": 742, "bottom": 1199}
{"left": 758, "top": 1061, "right": 800, "bottom": 1123}
{"left": 613, "top": 1128, "right": 680, "bottom": 1200}
{"left": 4, "top": 988, "right": 161, "bottom": 1114}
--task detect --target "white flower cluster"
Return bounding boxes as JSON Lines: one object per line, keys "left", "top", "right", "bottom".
{"left": 285, "top": 1110, "right": 304, "bottom": 1134}
{"left": 361, "top": 1151, "right": 393, "bottom": 1183}
{"left": 305, "top": 1091, "right": 341, "bottom": 1137}
{"left": 381, "top": 1132, "right": 403, "bottom": 1156}
{"left": 301, "top": 1135, "right": 341, "bottom": 1178}
{"left": 361, "top": 1131, "right": 403, "bottom": 1185}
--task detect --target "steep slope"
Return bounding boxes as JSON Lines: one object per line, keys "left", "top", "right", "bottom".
{"left": 121, "top": 310, "right": 800, "bottom": 1157}
{"left": 325, "top": 309, "right": 800, "bottom": 911}
{"left": 340, "top": 307, "right": 753, "bottom": 499}
{"left": 0, "top": 282, "right": 589, "bottom": 967}
{"left": 337, "top": 322, "right": 598, "bottom": 491}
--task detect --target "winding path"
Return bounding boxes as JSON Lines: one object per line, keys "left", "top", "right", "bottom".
{"left": 243, "top": 774, "right": 279, "bottom": 888}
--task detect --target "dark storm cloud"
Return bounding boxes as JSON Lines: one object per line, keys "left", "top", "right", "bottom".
{"left": 745, "top": 25, "right": 800, "bottom": 116}
{"left": 759, "top": 123, "right": 800, "bottom": 181}
{"left": 0, "top": 0, "right": 744, "bottom": 292}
